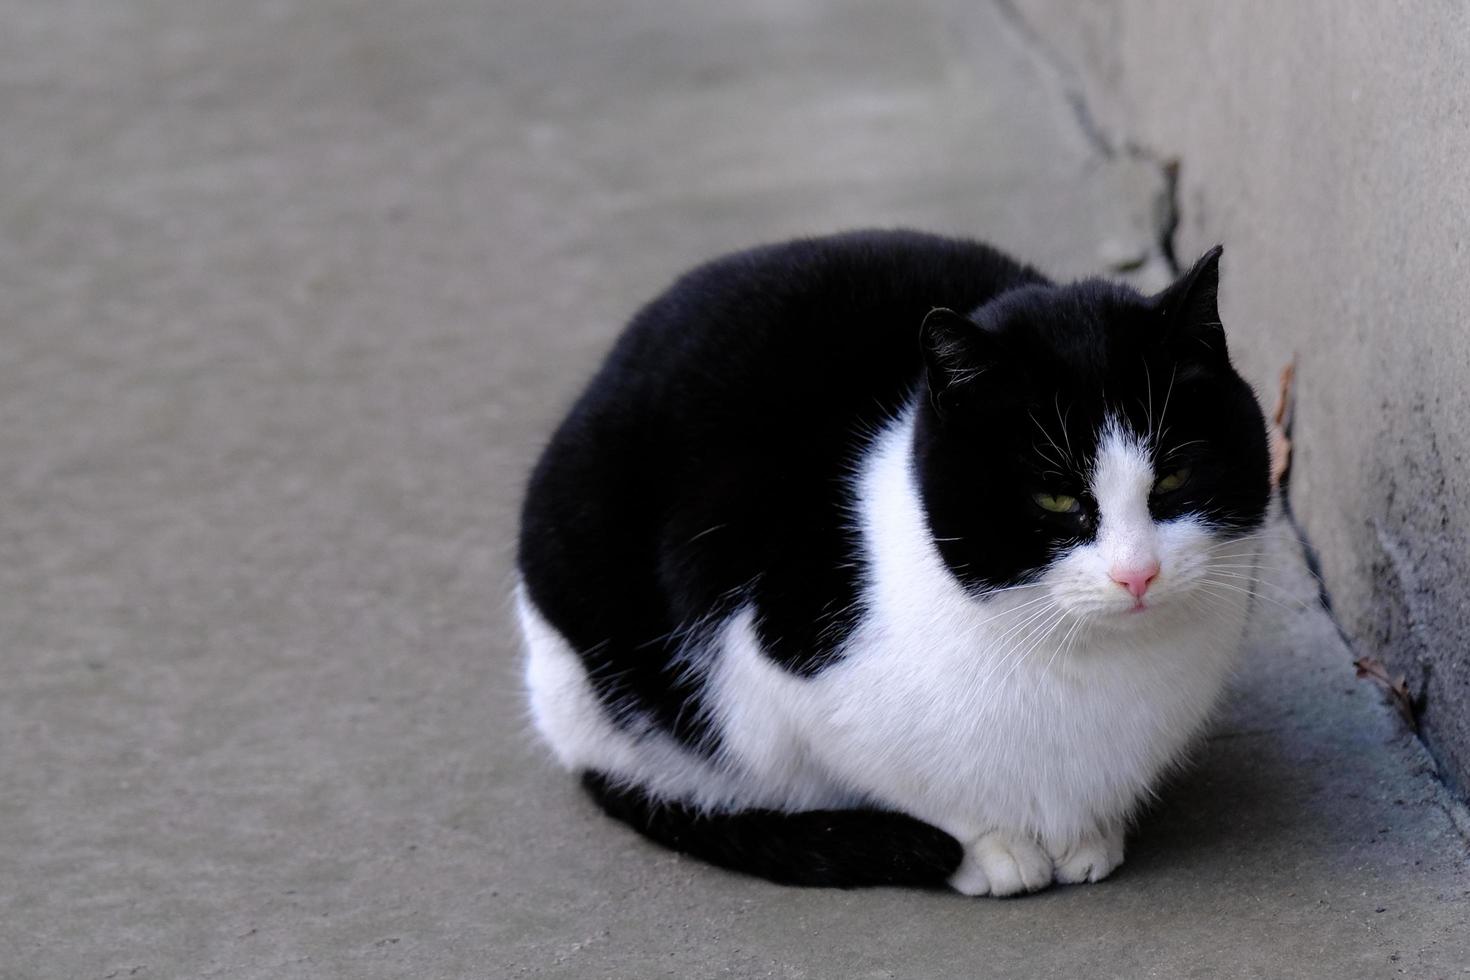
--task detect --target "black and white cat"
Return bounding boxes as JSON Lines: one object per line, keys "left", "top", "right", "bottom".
{"left": 516, "top": 230, "right": 1270, "bottom": 895}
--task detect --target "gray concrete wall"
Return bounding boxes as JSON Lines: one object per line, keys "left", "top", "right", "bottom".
{"left": 1011, "top": 0, "right": 1470, "bottom": 792}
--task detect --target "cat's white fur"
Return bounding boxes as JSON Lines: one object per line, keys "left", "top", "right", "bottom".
{"left": 519, "top": 407, "right": 1257, "bottom": 895}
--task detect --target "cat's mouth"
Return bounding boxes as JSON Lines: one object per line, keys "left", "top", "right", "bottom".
{"left": 1100, "top": 590, "right": 1173, "bottom": 620}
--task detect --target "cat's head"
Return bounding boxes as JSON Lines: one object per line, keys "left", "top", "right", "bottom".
{"left": 913, "top": 247, "right": 1270, "bottom": 623}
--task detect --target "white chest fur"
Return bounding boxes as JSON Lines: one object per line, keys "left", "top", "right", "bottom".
{"left": 704, "top": 411, "right": 1254, "bottom": 848}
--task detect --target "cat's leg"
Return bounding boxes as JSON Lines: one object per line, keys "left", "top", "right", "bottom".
{"left": 1046, "top": 823, "right": 1126, "bottom": 885}
{"left": 945, "top": 828, "right": 1055, "bottom": 897}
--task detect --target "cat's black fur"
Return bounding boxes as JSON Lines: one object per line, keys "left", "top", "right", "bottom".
{"left": 520, "top": 231, "right": 1047, "bottom": 749}
{"left": 519, "top": 229, "right": 1270, "bottom": 886}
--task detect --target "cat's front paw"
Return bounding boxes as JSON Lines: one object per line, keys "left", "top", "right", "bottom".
{"left": 948, "top": 829, "right": 1053, "bottom": 897}
{"left": 1048, "top": 826, "right": 1125, "bottom": 885}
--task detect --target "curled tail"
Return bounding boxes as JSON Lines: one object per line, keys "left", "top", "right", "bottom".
{"left": 580, "top": 771, "right": 963, "bottom": 888}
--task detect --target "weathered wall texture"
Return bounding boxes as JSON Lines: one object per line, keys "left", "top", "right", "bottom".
{"left": 1011, "top": 0, "right": 1470, "bottom": 793}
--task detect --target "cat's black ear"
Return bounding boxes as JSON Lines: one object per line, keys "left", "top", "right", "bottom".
{"left": 1154, "top": 245, "right": 1228, "bottom": 362}
{"left": 920, "top": 307, "right": 1001, "bottom": 415}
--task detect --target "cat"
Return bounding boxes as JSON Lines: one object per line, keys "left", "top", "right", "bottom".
{"left": 516, "top": 229, "right": 1270, "bottom": 895}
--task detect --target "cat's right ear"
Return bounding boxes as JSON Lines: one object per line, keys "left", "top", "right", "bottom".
{"left": 1153, "top": 245, "right": 1228, "bottom": 363}
{"left": 920, "top": 307, "right": 1000, "bottom": 416}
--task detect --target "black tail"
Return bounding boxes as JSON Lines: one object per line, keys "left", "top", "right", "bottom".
{"left": 580, "top": 771, "right": 963, "bottom": 888}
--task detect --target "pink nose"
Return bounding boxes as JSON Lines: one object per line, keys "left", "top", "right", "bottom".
{"left": 1110, "top": 561, "right": 1160, "bottom": 599}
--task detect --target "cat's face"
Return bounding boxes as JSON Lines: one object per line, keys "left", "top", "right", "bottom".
{"left": 913, "top": 248, "right": 1270, "bottom": 625}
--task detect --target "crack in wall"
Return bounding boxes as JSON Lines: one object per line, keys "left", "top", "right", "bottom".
{"left": 990, "top": 0, "right": 1115, "bottom": 158}
{"left": 990, "top": 0, "right": 1184, "bottom": 274}
{"left": 1152, "top": 158, "right": 1181, "bottom": 274}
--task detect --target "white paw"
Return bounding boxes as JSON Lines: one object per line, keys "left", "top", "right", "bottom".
{"left": 1049, "top": 826, "right": 1125, "bottom": 885}
{"left": 948, "top": 829, "right": 1054, "bottom": 897}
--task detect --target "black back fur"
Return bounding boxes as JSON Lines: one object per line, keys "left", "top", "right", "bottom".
{"left": 520, "top": 230, "right": 1045, "bottom": 748}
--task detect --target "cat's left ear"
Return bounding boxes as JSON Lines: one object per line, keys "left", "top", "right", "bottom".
{"left": 1153, "top": 245, "right": 1228, "bottom": 362}
{"left": 920, "top": 307, "right": 1002, "bottom": 416}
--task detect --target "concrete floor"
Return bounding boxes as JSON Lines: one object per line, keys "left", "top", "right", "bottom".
{"left": 2, "top": 2, "right": 1465, "bottom": 977}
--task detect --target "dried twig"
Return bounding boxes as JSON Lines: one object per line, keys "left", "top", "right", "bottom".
{"left": 1268, "top": 359, "right": 1296, "bottom": 490}
{"left": 1354, "top": 656, "right": 1418, "bottom": 730}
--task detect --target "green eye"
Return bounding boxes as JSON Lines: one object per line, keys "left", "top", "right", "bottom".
{"left": 1154, "top": 467, "right": 1192, "bottom": 494}
{"left": 1034, "top": 492, "right": 1080, "bottom": 514}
